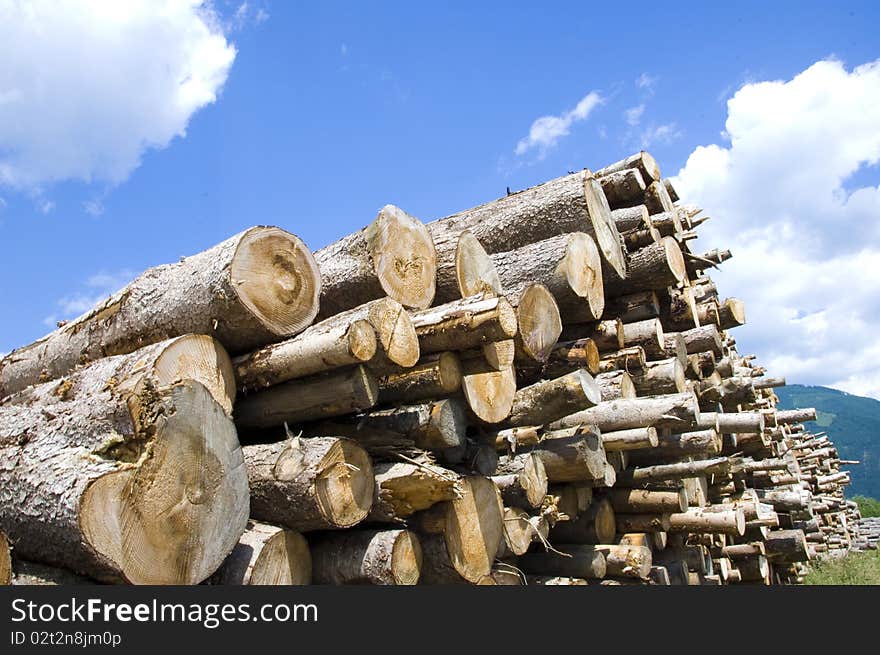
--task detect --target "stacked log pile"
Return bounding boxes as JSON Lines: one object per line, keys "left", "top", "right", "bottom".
{"left": 0, "top": 154, "right": 861, "bottom": 586}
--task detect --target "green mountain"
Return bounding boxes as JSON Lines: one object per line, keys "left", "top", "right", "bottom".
{"left": 775, "top": 384, "right": 880, "bottom": 499}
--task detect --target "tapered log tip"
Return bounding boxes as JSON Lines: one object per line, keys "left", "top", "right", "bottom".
{"left": 250, "top": 529, "right": 312, "bottom": 585}
{"left": 232, "top": 226, "right": 321, "bottom": 339}
{"left": 456, "top": 231, "right": 503, "bottom": 297}
{"left": 391, "top": 530, "right": 423, "bottom": 585}
{"left": 565, "top": 232, "right": 605, "bottom": 320}
{"left": 516, "top": 284, "right": 562, "bottom": 362}
{"left": 153, "top": 334, "right": 237, "bottom": 415}
{"left": 312, "top": 438, "right": 375, "bottom": 529}
{"left": 80, "top": 380, "right": 249, "bottom": 585}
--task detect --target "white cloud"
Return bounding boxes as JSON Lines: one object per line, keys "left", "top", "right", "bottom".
{"left": 83, "top": 199, "right": 105, "bottom": 217}
{"left": 0, "top": 0, "right": 236, "bottom": 191}
{"left": 625, "top": 104, "right": 645, "bottom": 126}
{"left": 636, "top": 73, "right": 657, "bottom": 92}
{"left": 515, "top": 91, "right": 603, "bottom": 157}
{"left": 640, "top": 122, "right": 682, "bottom": 148}
{"left": 227, "top": 1, "right": 268, "bottom": 31}
{"left": 43, "top": 269, "right": 135, "bottom": 327}
{"left": 673, "top": 58, "right": 880, "bottom": 399}
{"left": 37, "top": 199, "right": 55, "bottom": 214}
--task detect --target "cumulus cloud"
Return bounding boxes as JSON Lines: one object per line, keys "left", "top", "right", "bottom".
{"left": 640, "top": 122, "right": 682, "bottom": 148}
{"left": 673, "top": 59, "right": 880, "bottom": 398}
{"left": 515, "top": 91, "right": 603, "bottom": 157}
{"left": 0, "top": 0, "right": 236, "bottom": 191}
{"left": 43, "top": 269, "right": 135, "bottom": 327}
{"left": 636, "top": 73, "right": 657, "bottom": 92}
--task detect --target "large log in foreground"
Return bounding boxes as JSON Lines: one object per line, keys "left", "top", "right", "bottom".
{"left": 0, "top": 226, "right": 321, "bottom": 397}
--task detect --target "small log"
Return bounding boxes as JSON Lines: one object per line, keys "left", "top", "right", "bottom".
{"left": 602, "top": 427, "right": 658, "bottom": 451}
{"left": 753, "top": 376, "right": 786, "bottom": 390}
{"left": 764, "top": 529, "right": 810, "bottom": 562}
{"left": 519, "top": 545, "right": 607, "bottom": 579}
{"left": 610, "top": 205, "right": 651, "bottom": 233}
{"left": 460, "top": 339, "right": 516, "bottom": 373}
{"left": 563, "top": 318, "right": 623, "bottom": 351}
{"left": 595, "top": 370, "right": 637, "bottom": 401}
{"left": 663, "top": 179, "right": 680, "bottom": 203}
{"left": 245, "top": 437, "right": 374, "bottom": 531}
{"left": 512, "top": 284, "right": 563, "bottom": 363}
{"left": 630, "top": 358, "right": 686, "bottom": 395}
{"left": 643, "top": 180, "right": 675, "bottom": 214}
{"left": 609, "top": 488, "right": 688, "bottom": 513}
{"left": 736, "top": 554, "right": 770, "bottom": 583}
{"left": 410, "top": 295, "right": 517, "bottom": 354}
{"left": 499, "top": 507, "right": 548, "bottom": 556}
{"left": 0, "top": 532, "right": 10, "bottom": 585}
{"left": 0, "top": 227, "right": 320, "bottom": 396}
{"left": 550, "top": 392, "right": 700, "bottom": 433}
{"left": 622, "top": 318, "right": 665, "bottom": 357}
{"left": 377, "top": 352, "right": 462, "bottom": 404}
{"left": 491, "top": 232, "right": 605, "bottom": 323}
{"left": 595, "top": 151, "right": 661, "bottom": 184}
{"left": 595, "top": 544, "right": 652, "bottom": 578}
{"left": 650, "top": 209, "right": 684, "bottom": 237}
{"left": 598, "top": 346, "right": 646, "bottom": 374}
{"left": 502, "top": 369, "right": 601, "bottom": 428}
{"left": 492, "top": 452, "right": 549, "bottom": 509}
{"left": 540, "top": 338, "right": 601, "bottom": 376}
{"left": 602, "top": 290, "right": 659, "bottom": 323}
{"left": 434, "top": 230, "right": 502, "bottom": 304}
{"left": 681, "top": 325, "right": 723, "bottom": 356}
{"left": 616, "top": 457, "right": 730, "bottom": 484}
{"left": 213, "top": 521, "right": 311, "bottom": 585}
{"left": 461, "top": 361, "right": 517, "bottom": 424}
{"left": 775, "top": 408, "right": 817, "bottom": 424}
{"left": 615, "top": 514, "right": 671, "bottom": 533}
{"left": 663, "top": 333, "right": 688, "bottom": 367}
{"left": 549, "top": 497, "right": 616, "bottom": 544}
{"left": 235, "top": 365, "right": 379, "bottom": 430}
{"left": 718, "top": 298, "right": 746, "bottom": 329}
{"left": 315, "top": 204, "right": 436, "bottom": 318}
{"left": 599, "top": 168, "right": 646, "bottom": 208}
{"left": 368, "top": 462, "right": 460, "bottom": 522}
{"left": 310, "top": 529, "right": 422, "bottom": 585}
{"left": 668, "top": 508, "right": 746, "bottom": 535}
{"left": 532, "top": 426, "right": 607, "bottom": 482}
{"left": 605, "top": 237, "right": 686, "bottom": 297}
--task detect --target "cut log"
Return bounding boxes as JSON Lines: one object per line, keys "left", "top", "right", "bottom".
{"left": 668, "top": 508, "right": 746, "bottom": 535}
{"left": 0, "top": 226, "right": 320, "bottom": 396}
{"left": 623, "top": 227, "right": 661, "bottom": 251}
{"left": 499, "top": 507, "right": 548, "bottom": 556}
{"left": 630, "top": 358, "right": 686, "bottom": 395}
{"left": 605, "top": 237, "right": 686, "bottom": 297}
{"left": 647, "top": 429, "right": 722, "bottom": 457}
{"left": 650, "top": 209, "right": 684, "bottom": 237}
{"left": 609, "top": 488, "right": 688, "bottom": 513}
{"left": 602, "top": 426, "right": 658, "bottom": 451}
{"left": 0, "top": 532, "right": 10, "bottom": 585}
{"left": 512, "top": 284, "right": 563, "bottom": 363}
{"left": 599, "top": 168, "right": 646, "bottom": 208}
{"left": 460, "top": 339, "right": 516, "bottom": 373}
{"left": 598, "top": 346, "right": 646, "bottom": 374}
{"left": 550, "top": 392, "right": 700, "bottom": 433}
{"left": 535, "top": 338, "right": 601, "bottom": 378}
{"left": 615, "top": 514, "right": 671, "bottom": 533}
{"left": 235, "top": 365, "right": 379, "bottom": 430}
{"left": 461, "top": 363, "right": 517, "bottom": 424}
{"left": 764, "top": 529, "right": 810, "bottom": 562}
{"left": 434, "top": 231, "right": 502, "bottom": 304}
{"left": 314, "top": 204, "right": 436, "bottom": 318}
{"left": 621, "top": 318, "right": 665, "bottom": 358}
{"left": 595, "top": 544, "right": 652, "bottom": 578}
{"left": 492, "top": 452, "right": 548, "bottom": 509}
{"left": 213, "top": 521, "right": 311, "bottom": 585}
{"left": 550, "top": 497, "right": 616, "bottom": 544}
{"left": 377, "top": 352, "right": 462, "bottom": 404}
{"left": 610, "top": 205, "right": 650, "bottom": 233}
{"left": 643, "top": 180, "right": 675, "bottom": 214}
{"left": 520, "top": 545, "right": 607, "bottom": 579}
{"left": 595, "top": 151, "right": 661, "bottom": 184}
{"left": 617, "top": 457, "right": 730, "bottom": 484}
{"left": 0, "top": 377, "right": 248, "bottom": 584}
{"left": 682, "top": 325, "right": 723, "bottom": 356}
{"left": 490, "top": 233, "right": 605, "bottom": 323}
{"left": 736, "top": 554, "right": 770, "bottom": 583}
{"left": 532, "top": 426, "right": 607, "bottom": 482}
{"left": 411, "top": 476, "right": 504, "bottom": 583}
{"left": 718, "top": 298, "right": 746, "bottom": 329}
{"left": 697, "top": 411, "right": 765, "bottom": 434}
{"left": 325, "top": 398, "right": 467, "bottom": 453}
{"left": 502, "top": 369, "right": 601, "bottom": 428}
{"left": 426, "top": 169, "right": 626, "bottom": 281}
{"left": 233, "top": 298, "right": 419, "bottom": 392}
{"left": 603, "top": 290, "right": 660, "bottom": 323}
{"left": 368, "top": 462, "right": 460, "bottom": 522}
{"left": 410, "top": 295, "right": 518, "bottom": 355}
{"left": 245, "top": 437, "right": 374, "bottom": 532}
{"left": 776, "top": 408, "right": 817, "bottom": 424}
{"left": 663, "top": 333, "right": 688, "bottom": 366}
{"left": 595, "top": 370, "right": 637, "bottom": 401}
{"left": 310, "top": 529, "right": 422, "bottom": 585}
{"left": 753, "top": 375, "right": 786, "bottom": 390}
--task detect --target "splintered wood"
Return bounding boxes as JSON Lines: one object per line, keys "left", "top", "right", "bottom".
{"left": 0, "top": 151, "right": 858, "bottom": 586}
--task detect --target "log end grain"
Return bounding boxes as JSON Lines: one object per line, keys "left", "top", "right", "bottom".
{"left": 456, "top": 230, "right": 503, "bottom": 297}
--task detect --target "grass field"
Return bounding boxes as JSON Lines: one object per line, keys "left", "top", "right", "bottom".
{"left": 804, "top": 548, "right": 880, "bottom": 585}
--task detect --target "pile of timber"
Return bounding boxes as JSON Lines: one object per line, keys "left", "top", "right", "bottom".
{"left": 851, "top": 516, "right": 879, "bottom": 552}
{"left": 0, "top": 153, "right": 860, "bottom": 587}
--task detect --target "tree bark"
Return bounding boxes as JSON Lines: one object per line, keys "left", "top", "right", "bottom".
{"left": 614, "top": 514, "right": 671, "bottom": 533}
{"left": 595, "top": 544, "right": 652, "bottom": 578}
{"left": 426, "top": 169, "right": 627, "bottom": 281}
{"left": 310, "top": 529, "right": 422, "bottom": 585}
{"left": 603, "top": 290, "right": 659, "bottom": 323}
{"left": 595, "top": 151, "right": 661, "bottom": 184}
{"left": 681, "top": 325, "right": 723, "bottom": 356}
{"left": 520, "top": 545, "right": 607, "bottom": 579}
{"left": 610, "top": 205, "right": 650, "bottom": 233}
{"left": 609, "top": 488, "right": 688, "bottom": 513}
{"left": 643, "top": 180, "right": 675, "bottom": 214}
{"left": 212, "top": 521, "right": 311, "bottom": 585}
{"left": 491, "top": 233, "right": 605, "bottom": 323}
{"left": 550, "top": 392, "right": 700, "bottom": 433}
{"left": 630, "top": 358, "right": 686, "bottom": 396}
{"left": 549, "top": 497, "right": 616, "bottom": 544}
{"left": 595, "top": 371, "right": 637, "bottom": 401}
{"left": 602, "top": 427, "right": 658, "bottom": 451}
{"left": 314, "top": 204, "right": 436, "bottom": 318}
{"left": 598, "top": 346, "right": 646, "bottom": 375}
{"left": 718, "top": 298, "right": 746, "bottom": 329}
{"left": 0, "top": 532, "right": 10, "bottom": 585}
{"left": 491, "top": 452, "right": 548, "bottom": 509}
{"left": 245, "top": 437, "right": 374, "bottom": 531}
{"left": 764, "top": 529, "right": 810, "bottom": 562}
{"left": 377, "top": 352, "right": 462, "bottom": 404}
{"left": 621, "top": 318, "right": 665, "bottom": 358}
{"left": 668, "top": 508, "right": 746, "bottom": 535}
{"left": 502, "top": 369, "right": 601, "bottom": 428}
{"left": 0, "top": 377, "right": 248, "bottom": 584}
{"left": 410, "top": 295, "right": 518, "bottom": 354}
{"left": 616, "top": 457, "right": 730, "bottom": 484}
{"left": 697, "top": 411, "right": 765, "bottom": 434}
{"left": 235, "top": 365, "right": 379, "bottom": 430}
{"left": 0, "top": 227, "right": 320, "bottom": 396}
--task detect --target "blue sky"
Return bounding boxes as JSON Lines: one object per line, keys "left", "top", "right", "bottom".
{"left": 2, "top": 1, "right": 879, "bottom": 395}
